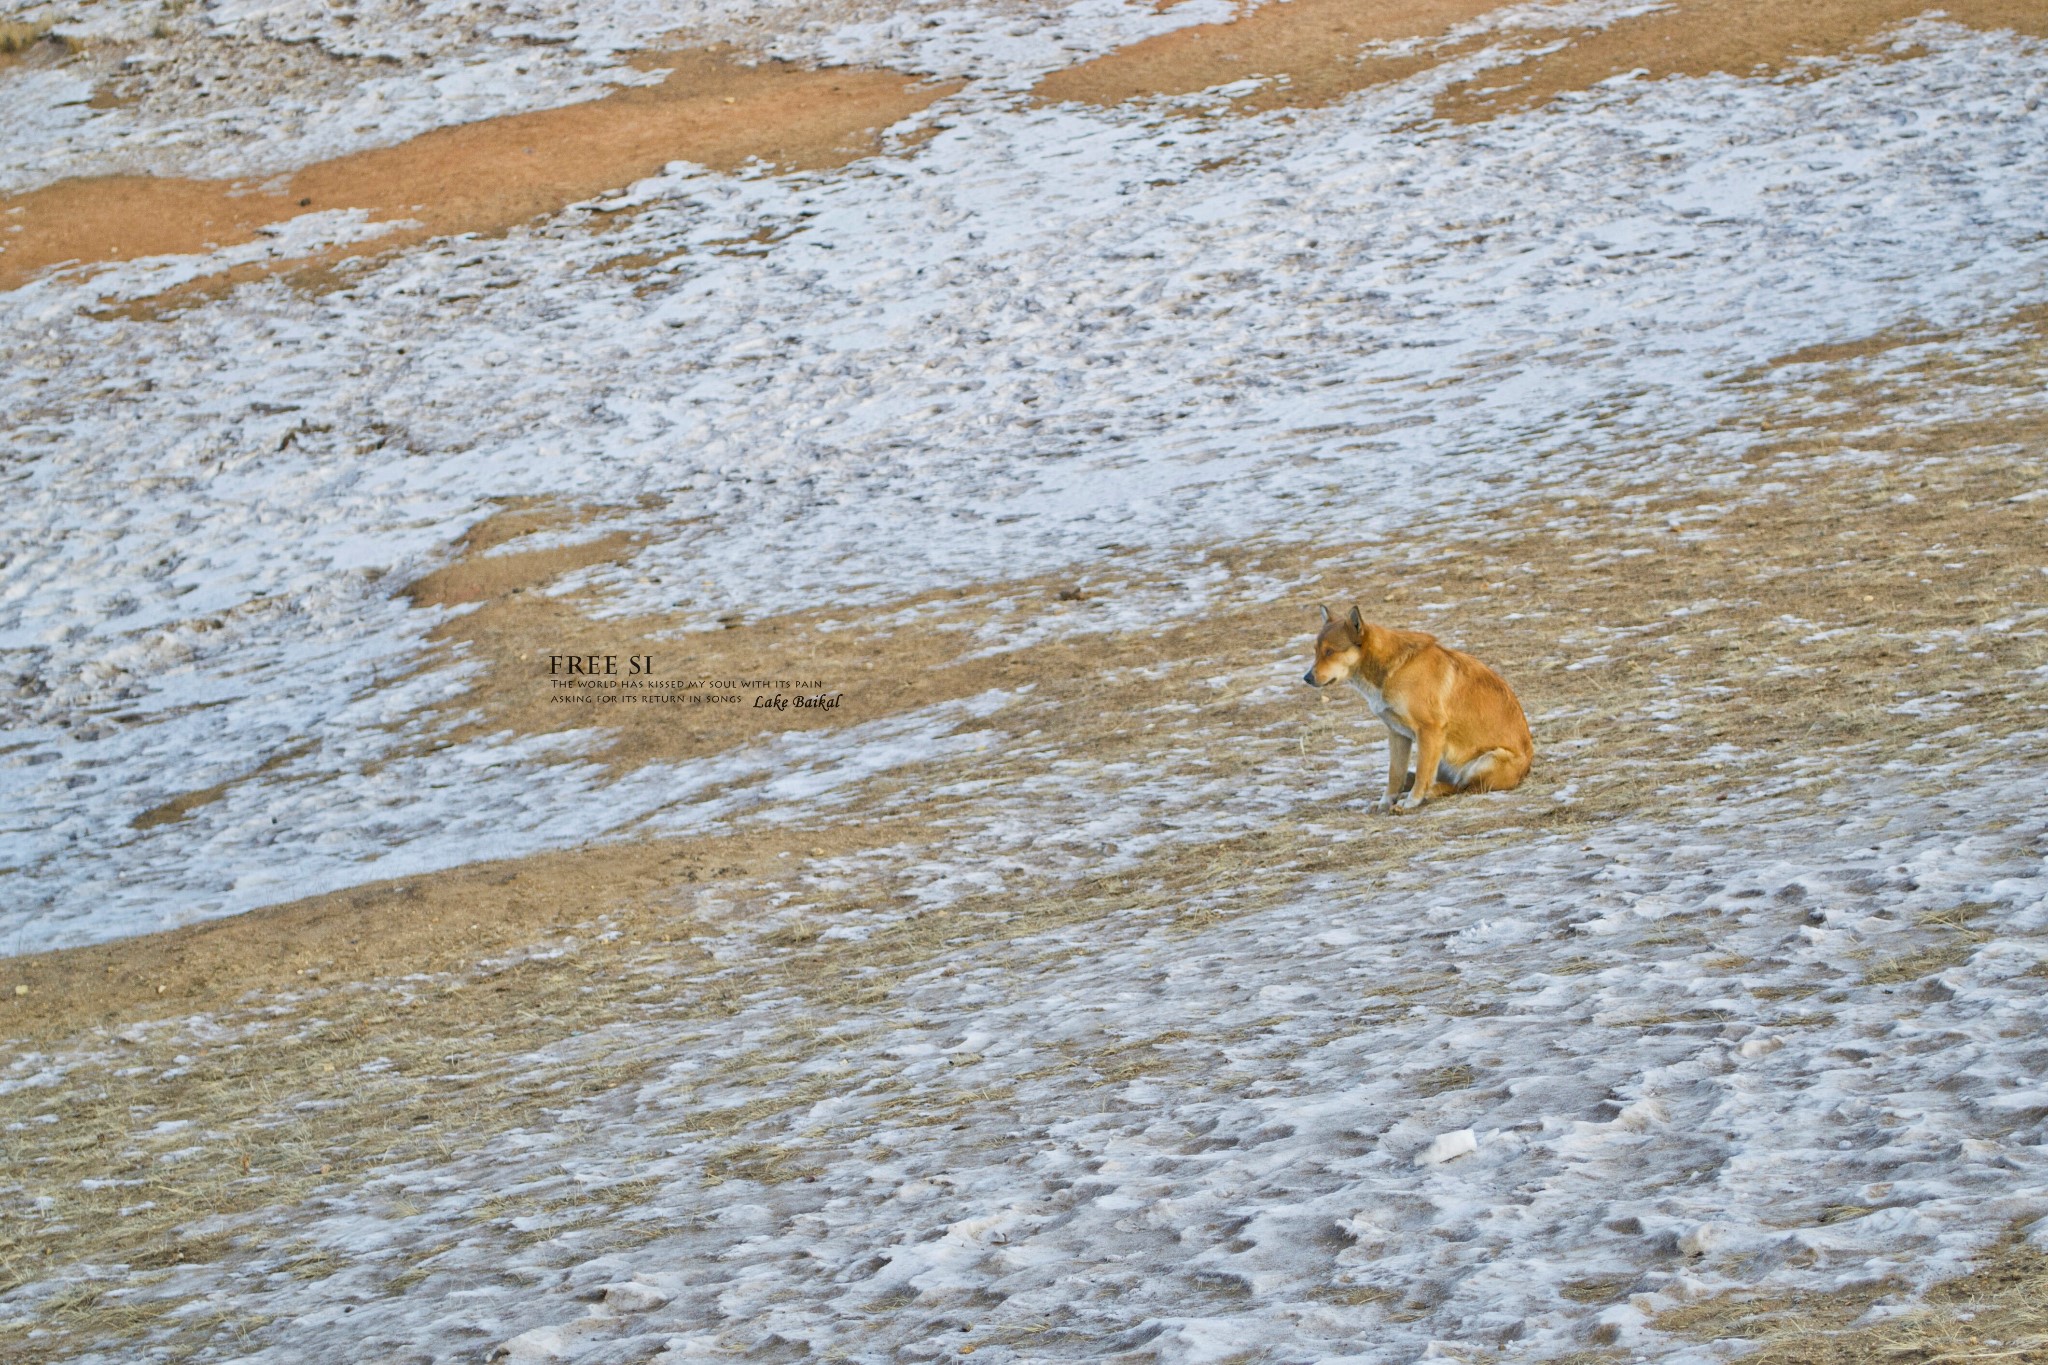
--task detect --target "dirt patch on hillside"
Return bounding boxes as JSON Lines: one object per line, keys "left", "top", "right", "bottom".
{"left": 403, "top": 531, "right": 643, "bottom": 611}
{"left": 1435, "top": 0, "right": 2048, "bottom": 123}
{"left": 1034, "top": 0, "right": 1511, "bottom": 111}
{"left": 0, "top": 45, "right": 955, "bottom": 293}
{"left": 390, "top": 500, "right": 1204, "bottom": 774}
{"left": 130, "top": 746, "right": 308, "bottom": 831}
{"left": 1035, "top": 0, "right": 2047, "bottom": 117}
{"left": 0, "top": 817, "right": 943, "bottom": 1042}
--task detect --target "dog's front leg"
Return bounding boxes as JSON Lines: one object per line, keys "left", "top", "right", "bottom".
{"left": 1375, "top": 728, "right": 1412, "bottom": 814}
{"left": 1398, "top": 726, "right": 1446, "bottom": 812}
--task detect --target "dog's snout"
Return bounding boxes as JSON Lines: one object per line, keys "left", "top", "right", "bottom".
{"left": 1302, "top": 670, "right": 1319, "bottom": 687}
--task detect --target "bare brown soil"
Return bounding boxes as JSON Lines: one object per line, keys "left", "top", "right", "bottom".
{"left": 405, "top": 512, "right": 1130, "bottom": 775}
{"left": 1436, "top": 0, "right": 2048, "bottom": 123}
{"left": 0, "top": 46, "right": 955, "bottom": 292}
{"left": 1034, "top": 0, "right": 2048, "bottom": 118}
{"left": 1034, "top": 0, "right": 1510, "bottom": 111}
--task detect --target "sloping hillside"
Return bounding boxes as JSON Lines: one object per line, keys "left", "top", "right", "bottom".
{"left": 2, "top": 0, "right": 2046, "bottom": 1360}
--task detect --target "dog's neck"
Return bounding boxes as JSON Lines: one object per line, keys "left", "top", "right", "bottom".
{"left": 1354, "top": 623, "right": 1419, "bottom": 688}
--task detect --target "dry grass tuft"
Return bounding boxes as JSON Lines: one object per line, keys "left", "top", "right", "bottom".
{"left": 1411, "top": 1063, "right": 1479, "bottom": 1096}
{"left": 1312, "top": 1283, "right": 1403, "bottom": 1308}
{"left": 0, "top": 20, "right": 49, "bottom": 54}
{"left": 1560, "top": 1274, "right": 1639, "bottom": 1305}
{"left": 1864, "top": 941, "right": 1976, "bottom": 985}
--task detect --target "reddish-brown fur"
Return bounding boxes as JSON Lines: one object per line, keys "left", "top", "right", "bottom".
{"left": 1302, "top": 605, "right": 1533, "bottom": 813}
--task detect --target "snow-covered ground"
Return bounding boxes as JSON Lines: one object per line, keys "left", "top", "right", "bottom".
{"left": 5, "top": 3, "right": 2046, "bottom": 950}
{"left": 7, "top": 719, "right": 2047, "bottom": 1361}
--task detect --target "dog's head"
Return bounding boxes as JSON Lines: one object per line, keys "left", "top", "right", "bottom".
{"left": 1303, "top": 605, "right": 1367, "bottom": 688}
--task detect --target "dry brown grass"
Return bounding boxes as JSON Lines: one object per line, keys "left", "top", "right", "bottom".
{"left": 1863, "top": 941, "right": 1977, "bottom": 986}
{"left": 1410, "top": 1063, "right": 1479, "bottom": 1096}
{"left": 1659, "top": 1221, "right": 2048, "bottom": 1363}
{"left": 0, "top": 20, "right": 49, "bottom": 56}
{"left": 1560, "top": 1273, "right": 1640, "bottom": 1304}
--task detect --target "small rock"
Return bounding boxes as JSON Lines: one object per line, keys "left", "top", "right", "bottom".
{"left": 1678, "top": 1223, "right": 1725, "bottom": 1257}
{"left": 1737, "top": 1035, "right": 1783, "bottom": 1059}
{"left": 602, "top": 1281, "right": 670, "bottom": 1313}
{"left": 1667, "top": 1273, "right": 1710, "bottom": 1301}
{"left": 491, "top": 1322, "right": 607, "bottom": 1362}
{"left": 1614, "top": 1097, "right": 1668, "bottom": 1130}
{"left": 1415, "top": 1129, "right": 1478, "bottom": 1166}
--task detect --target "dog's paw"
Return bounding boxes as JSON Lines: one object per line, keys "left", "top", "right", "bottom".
{"left": 1368, "top": 795, "right": 1396, "bottom": 815}
{"left": 1395, "top": 794, "right": 1427, "bottom": 814}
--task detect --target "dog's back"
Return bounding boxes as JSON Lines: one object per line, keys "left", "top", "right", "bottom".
{"left": 1429, "top": 640, "right": 1533, "bottom": 779}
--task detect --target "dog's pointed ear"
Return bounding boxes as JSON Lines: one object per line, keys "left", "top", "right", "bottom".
{"left": 1348, "top": 604, "right": 1365, "bottom": 632}
{"left": 1319, "top": 604, "right": 1331, "bottom": 624}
